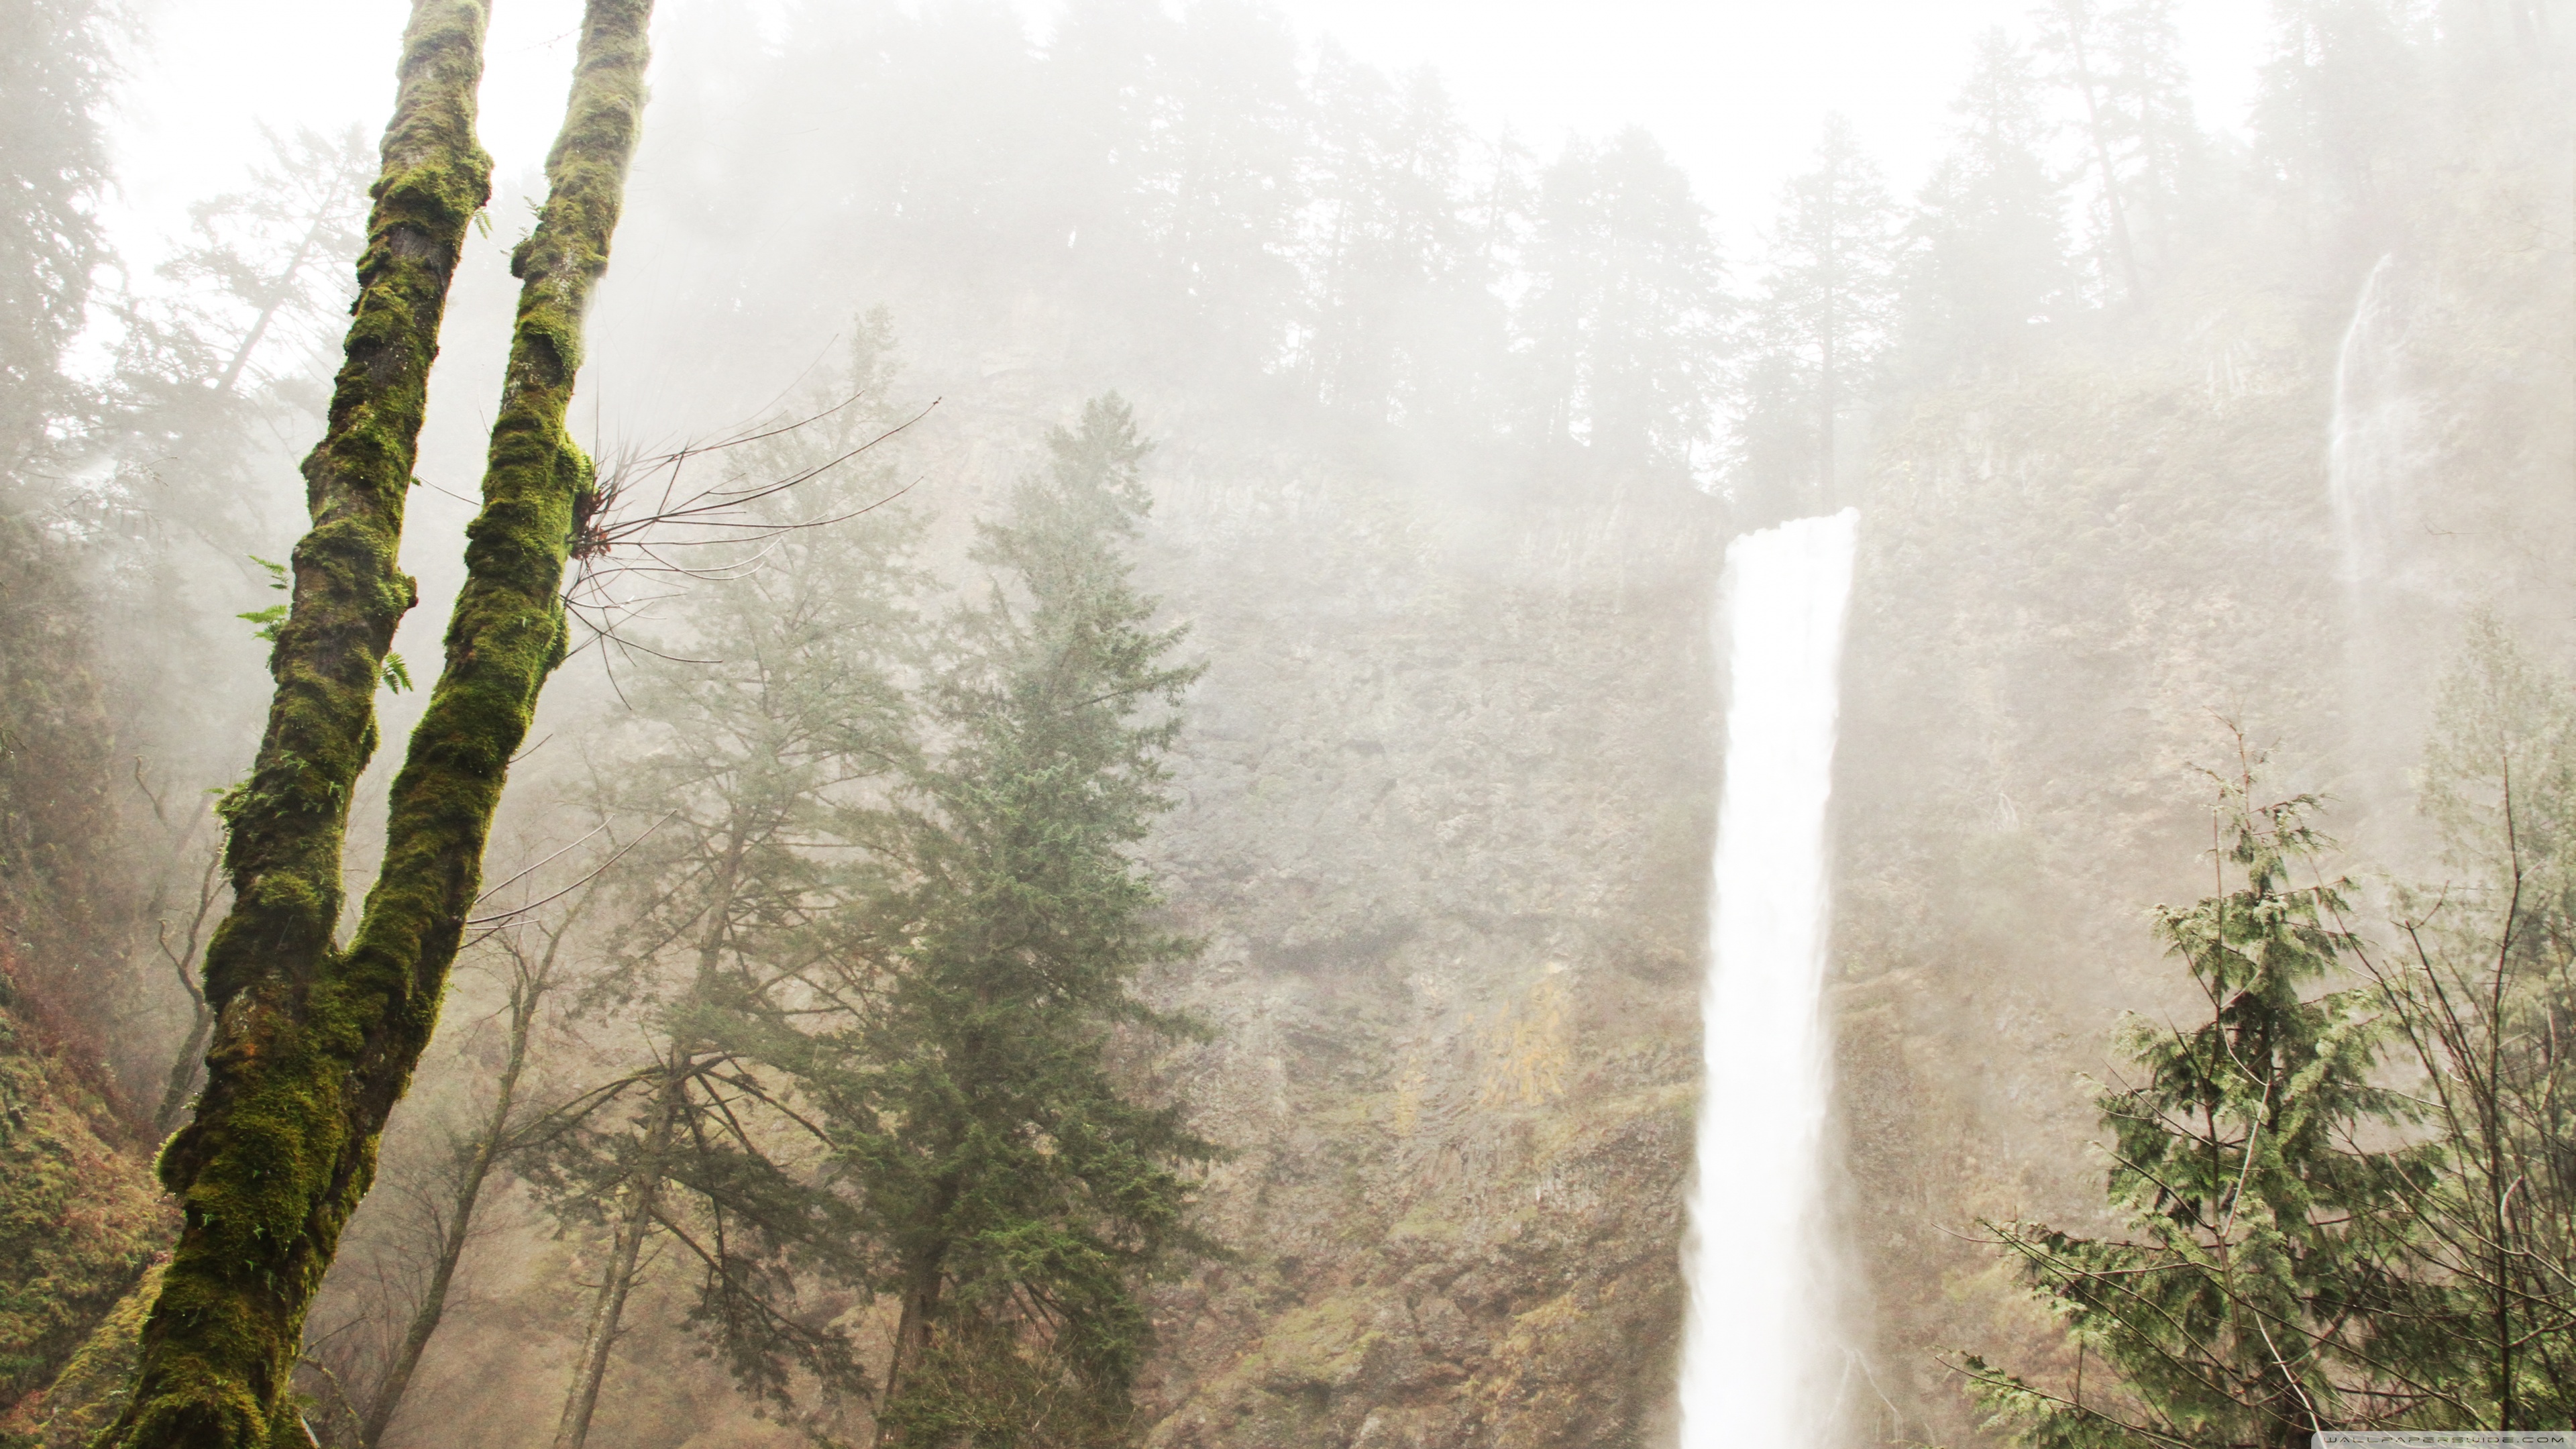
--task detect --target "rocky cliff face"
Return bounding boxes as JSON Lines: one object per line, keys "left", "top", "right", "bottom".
{"left": 1126, "top": 452, "right": 1723, "bottom": 1449}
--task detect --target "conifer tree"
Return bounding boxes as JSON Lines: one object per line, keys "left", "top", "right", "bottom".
{"left": 0, "top": 0, "right": 114, "bottom": 468}
{"left": 1727, "top": 116, "right": 1897, "bottom": 523}
{"left": 97, "top": 128, "right": 380, "bottom": 1112}
{"left": 2362, "top": 619, "right": 2576, "bottom": 1427}
{"left": 528, "top": 334, "right": 926, "bottom": 1449}
{"left": 0, "top": 0, "right": 135, "bottom": 1073}
{"left": 1962, "top": 764, "right": 2419, "bottom": 1449}
{"left": 805, "top": 397, "right": 1216, "bottom": 1449}
{"left": 347, "top": 884, "right": 584, "bottom": 1449}
{"left": 1904, "top": 30, "right": 2072, "bottom": 372}
{"left": 2254, "top": 0, "right": 2426, "bottom": 231}
{"left": 1301, "top": 52, "right": 1497, "bottom": 429}
{"left": 1130, "top": 4, "right": 1308, "bottom": 372}
{"left": 1519, "top": 129, "right": 1725, "bottom": 474}
{"left": 2033, "top": 0, "right": 2202, "bottom": 304}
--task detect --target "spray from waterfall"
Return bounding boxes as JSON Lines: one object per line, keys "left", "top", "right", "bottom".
{"left": 1678, "top": 508, "right": 1860, "bottom": 1449}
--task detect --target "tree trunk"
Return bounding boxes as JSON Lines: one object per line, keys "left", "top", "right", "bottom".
{"left": 873, "top": 1163, "right": 963, "bottom": 1449}
{"left": 112, "top": 5, "right": 657, "bottom": 1445}
{"left": 2060, "top": 9, "right": 2144, "bottom": 306}
{"left": 554, "top": 837, "right": 736, "bottom": 1449}
{"left": 874, "top": 1248, "right": 947, "bottom": 1449}
{"left": 213, "top": 206, "right": 338, "bottom": 398}
{"left": 355, "top": 953, "right": 547, "bottom": 1448}
{"left": 150, "top": 849, "right": 224, "bottom": 1139}
{"left": 551, "top": 1063, "right": 684, "bottom": 1449}
{"left": 148, "top": 999, "right": 213, "bottom": 1141}
{"left": 108, "top": 3, "right": 494, "bottom": 1442}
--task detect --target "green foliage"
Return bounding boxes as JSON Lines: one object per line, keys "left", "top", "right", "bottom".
{"left": 806, "top": 396, "right": 1218, "bottom": 1449}
{"left": 0, "top": 0, "right": 115, "bottom": 463}
{"left": 1964, "top": 634, "right": 2576, "bottom": 1444}
{"left": 520, "top": 323, "right": 930, "bottom": 1432}
{"left": 1963, "top": 766, "right": 2420, "bottom": 1449}
{"left": 2363, "top": 618, "right": 2576, "bottom": 1426}
{"left": 0, "top": 508, "right": 138, "bottom": 1055}
{"left": 235, "top": 556, "right": 293, "bottom": 644}
{"left": 0, "top": 1265, "right": 162, "bottom": 1449}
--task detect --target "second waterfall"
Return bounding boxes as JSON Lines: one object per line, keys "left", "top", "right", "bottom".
{"left": 1678, "top": 509, "right": 1860, "bottom": 1449}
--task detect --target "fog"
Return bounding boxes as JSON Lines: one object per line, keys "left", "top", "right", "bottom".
{"left": 105, "top": 0, "right": 2271, "bottom": 259}
{"left": 4, "top": 3, "right": 2572, "bottom": 1449}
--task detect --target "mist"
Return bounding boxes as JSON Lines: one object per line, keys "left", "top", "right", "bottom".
{"left": 3, "top": 3, "right": 2571, "bottom": 1449}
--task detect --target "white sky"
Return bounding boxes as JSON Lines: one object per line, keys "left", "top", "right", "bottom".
{"left": 104, "top": 0, "right": 2275, "bottom": 285}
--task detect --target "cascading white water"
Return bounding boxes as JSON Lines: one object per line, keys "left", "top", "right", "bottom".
{"left": 1678, "top": 508, "right": 1860, "bottom": 1449}
{"left": 2325, "top": 254, "right": 2430, "bottom": 854}
{"left": 2327, "top": 254, "right": 2415, "bottom": 592}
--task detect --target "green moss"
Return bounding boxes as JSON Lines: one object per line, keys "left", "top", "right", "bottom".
{"left": 0, "top": 983, "right": 172, "bottom": 1419}
{"left": 1248, "top": 1294, "right": 1385, "bottom": 1391}
{"left": 107, "top": 5, "right": 657, "bottom": 1448}
{"left": 106, "top": 5, "right": 497, "bottom": 1448}
{"left": 0, "top": 1265, "right": 164, "bottom": 1449}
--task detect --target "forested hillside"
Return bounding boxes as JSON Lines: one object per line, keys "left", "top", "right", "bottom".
{"left": 0, "top": 1, "right": 2567, "bottom": 1448}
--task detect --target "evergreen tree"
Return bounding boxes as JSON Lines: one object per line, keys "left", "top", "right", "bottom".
{"left": 530, "top": 329, "right": 929, "bottom": 1449}
{"left": 2253, "top": 0, "right": 2428, "bottom": 236}
{"left": 0, "top": 0, "right": 114, "bottom": 468}
{"left": 0, "top": 0, "right": 133, "bottom": 1079}
{"left": 1962, "top": 765, "right": 2421, "bottom": 1449}
{"left": 1300, "top": 51, "right": 1498, "bottom": 429}
{"left": 1519, "top": 129, "right": 1725, "bottom": 475}
{"left": 1903, "top": 30, "right": 2072, "bottom": 373}
{"left": 2031, "top": 0, "right": 2203, "bottom": 305}
{"left": 1126, "top": 1, "right": 1309, "bottom": 373}
{"left": 2363, "top": 618, "right": 2576, "bottom": 1427}
{"left": 90, "top": 127, "right": 378, "bottom": 1108}
{"left": 286, "top": 861, "right": 593, "bottom": 1449}
{"left": 806, "top": 397, "right": 1216, "bottom": 1449}
{"left": 1727, "top": 116, "right": 1897, "bottom": 523}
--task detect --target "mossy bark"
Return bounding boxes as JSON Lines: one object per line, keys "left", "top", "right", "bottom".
{"left": 111, "top": 4, "right": 657, "bottom": 1446}
{"left": 110, "top": 5, "right": 494, "bottom": 1446}
{"left": 353, "top": 949, "right": 541, "bottom": 1449}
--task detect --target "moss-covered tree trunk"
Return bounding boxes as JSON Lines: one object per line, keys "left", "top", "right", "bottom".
{"left": 111, "top": 3, "right": 656, "bottom": 1446}
{"left": 354, "top": 926, "right": 551, "bottom": 1449}
{"left": 108, "top": 5, "right": 494, "bottom": 1444}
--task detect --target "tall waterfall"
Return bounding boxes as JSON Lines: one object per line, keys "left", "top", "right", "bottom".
{"left": 2325, "top": 254, "right": 2427, "bottom": 850}
{"left": 1678, "top": 508, "right": 1860, "bottom": 1449}
{"left": 2328, "top": 254, "right": 2414, "bottom": 592}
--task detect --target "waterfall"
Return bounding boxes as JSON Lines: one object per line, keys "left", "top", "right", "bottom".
{"left": 2327, "top": 254, "right": 2414, "bottom": 592}
{"left": 1678, "top": 508, "right": 1860, "bottom": 1449}
{"left": 2325, "top": 254, "right": 2429, "bottom": 855}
